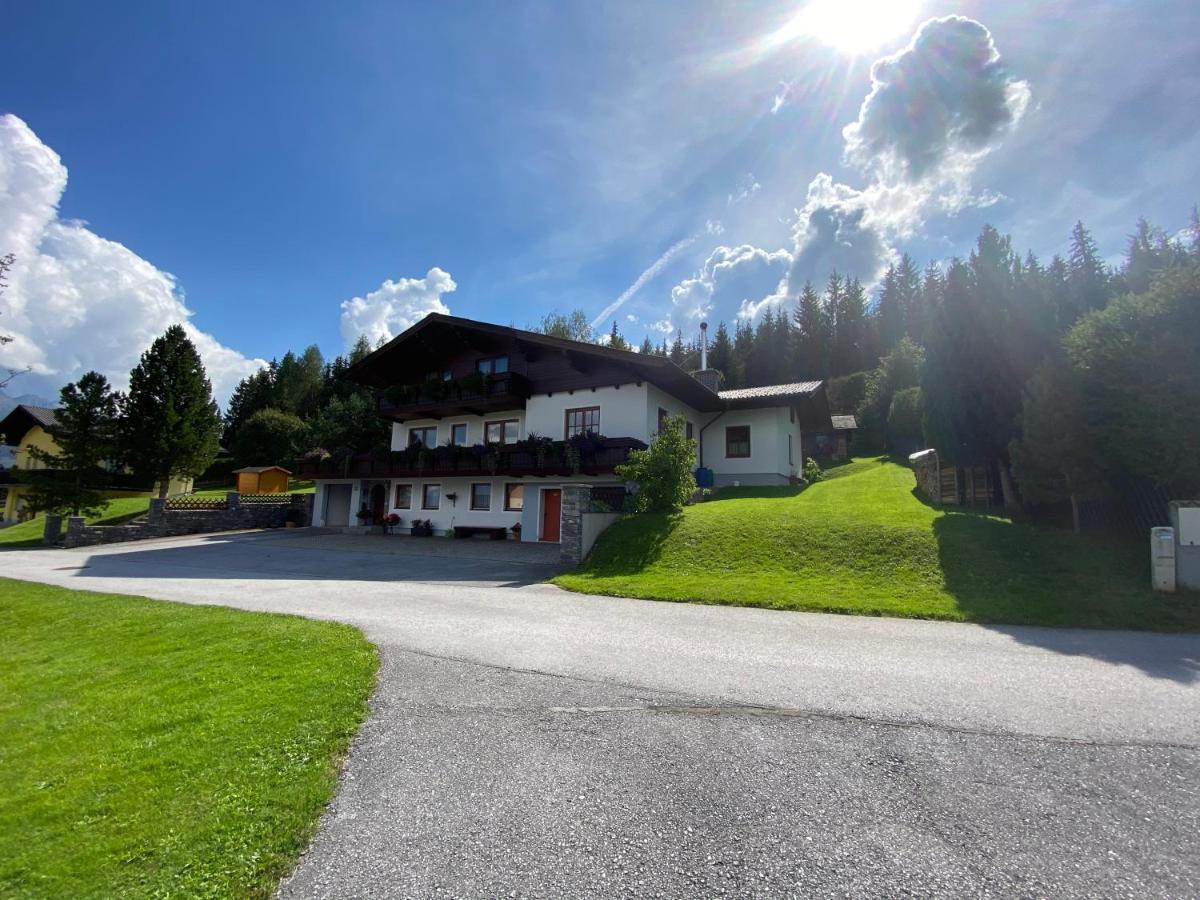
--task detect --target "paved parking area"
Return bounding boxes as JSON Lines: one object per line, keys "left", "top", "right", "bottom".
{"left": 4, "top": 530, "right": 1199, "bottom": 897}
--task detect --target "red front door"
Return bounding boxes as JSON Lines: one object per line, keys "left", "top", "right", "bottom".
{"left": 541, "top": 489, "right": 562, "bottom": 542}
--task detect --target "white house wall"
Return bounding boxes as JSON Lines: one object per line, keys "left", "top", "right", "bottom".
{"left": 524, "top": 383, "right": 649, "bottom": 442}
{"left": 390, "top": 410, "right": 527, "bottom": 451}
{"left": 702, "top": 406, "right": 798, "bottom": 486}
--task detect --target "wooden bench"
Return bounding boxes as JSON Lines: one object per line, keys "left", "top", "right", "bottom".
{"left": 452, "top": 525, "right": 509, "bottom": 541}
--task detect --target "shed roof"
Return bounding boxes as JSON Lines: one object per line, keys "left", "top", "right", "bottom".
{"left": 717, "top": 382, "right": 823, "bottom": 402}
{"left": 233, "top": 466, "right": 292, "bottom": 474}
{"left": 830, "top": 414, "right": 858, "bottom": 431}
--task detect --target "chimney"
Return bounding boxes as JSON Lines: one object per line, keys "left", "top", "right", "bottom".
{"left": 692, "top": 320, "right": 723, "bottom": 393}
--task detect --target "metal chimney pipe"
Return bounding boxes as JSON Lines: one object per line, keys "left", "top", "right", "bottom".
{"left": 700, "top": 321, "right": 708, "bottom": 370}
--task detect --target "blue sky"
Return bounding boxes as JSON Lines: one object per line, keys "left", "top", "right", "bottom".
{"left": 1, "top": 0, "right": 1198, "bottom": 403}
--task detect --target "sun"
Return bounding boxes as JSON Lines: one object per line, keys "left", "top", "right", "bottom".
{"left": 767, "top": 0, "right": 923, "bottom": 55}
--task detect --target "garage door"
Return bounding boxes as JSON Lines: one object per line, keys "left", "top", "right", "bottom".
{"left": 324, "top": 484, "right": 352, "bottom": 527}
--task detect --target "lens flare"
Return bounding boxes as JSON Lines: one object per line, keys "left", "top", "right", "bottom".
{"left": 762, "top": 0, "right": 923, "bottom": 56}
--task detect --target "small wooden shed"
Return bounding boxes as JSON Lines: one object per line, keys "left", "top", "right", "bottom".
{"left": 234, "top": 466, "right": 291, "bottom": 494}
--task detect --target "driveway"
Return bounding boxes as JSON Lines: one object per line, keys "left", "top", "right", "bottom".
{"left": 4, "top": 530, "right": 1199, "bottom": 897}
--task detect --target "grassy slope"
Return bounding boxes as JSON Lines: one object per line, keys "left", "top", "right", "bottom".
{"left": 555, "top": 458, "right": 1199, "bottom": 631}
{"left": 0, "top": 497, "right": 151, "bottom": 549}
{"left": 0, "top": 481, "right": 317, "bottom": 549}
{"left": 0, "top": 578, "right": 377, "bottom": 898}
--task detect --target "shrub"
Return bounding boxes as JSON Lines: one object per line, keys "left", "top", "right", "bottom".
{"left": 886, "top": 386, "right": 924, "bottom": 453}
{"left": 615, "top": 416, "right": 697, "bottom": 513}
{"left": 803, "top": 457, "right": 824, "bottom": 483}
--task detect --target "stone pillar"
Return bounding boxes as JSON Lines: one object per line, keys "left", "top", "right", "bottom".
{"left": 559, "top": 484, "right": 592, "bottom": 565}
{"left": 148, "top": 498, "right": 166, "bottom": 525}
{"left": 292, "top": 493, "right": 315, "bottom": 526}
{"left": 42, "top": 514, "right": 63, "bottom": 546}
{"left": 226, "top": 491, "right": 241, "bottom": 509}
{"left": 65, "top": 516, "right": 86, "bottom": 549}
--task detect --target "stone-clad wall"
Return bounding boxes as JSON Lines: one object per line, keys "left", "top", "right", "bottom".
{"left": 559, "top": 484, "right": 623, "bottom": 565}
{"left": 55, "top": 493, "right": 314, "bottom": 549}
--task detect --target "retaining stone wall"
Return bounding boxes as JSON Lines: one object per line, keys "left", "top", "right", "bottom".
{"left": 54, "top": 493, "right": 313, "bottom": 549}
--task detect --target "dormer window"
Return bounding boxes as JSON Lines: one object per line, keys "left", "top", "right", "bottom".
{"left": 476, "top": 356, "right": 509, "bottom": 375}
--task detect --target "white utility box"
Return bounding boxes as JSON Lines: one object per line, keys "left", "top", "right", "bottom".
{"left": 1151, "top": 527, "right": 1175, "bottom": 592}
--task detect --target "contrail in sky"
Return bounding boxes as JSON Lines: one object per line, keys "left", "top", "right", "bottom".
{"left": 590, "top": 233, "right": 703, "bottom": 330}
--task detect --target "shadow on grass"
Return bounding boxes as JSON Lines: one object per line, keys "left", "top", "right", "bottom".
{"left": 933, "top": 509, "right": 1200, "bottom": 683}
{"left": 706, "top": 485, "right": 806, "bottom": 502}
{"left": 576, "top": 512, "right": 680, "bottom": 575}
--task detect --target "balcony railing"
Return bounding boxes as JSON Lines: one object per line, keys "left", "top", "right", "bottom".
{"left": 297, "top": 436, "right": 645, "bottom": 480}
{"left": 377, "top": 371, "right": 532, "bottom": 419}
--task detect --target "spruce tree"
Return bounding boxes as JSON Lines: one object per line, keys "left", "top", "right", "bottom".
{"left": 1067, "top": 220, "right": 1109, "bottom": 320}
{"left": 122, "top": 325, "right": 222, "bottom": 498}
{"left": 896, "top": 254, "right": 923, "bottom": 344}
{"left": 707, "top": 321, "right": 734, "bottom": 382}
{"left": 639, "top": 336, "right": 654, "bottom": 355}
{"left": 26, "top": 371, "right": 120, "bottom": 516}
{"left": 793, "top": 281, "right": 828, "bottom": 380}
{"left": 876, "top": 263, "right": 905, "bottom": 351}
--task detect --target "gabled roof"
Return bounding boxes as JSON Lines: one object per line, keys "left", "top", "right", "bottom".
{"left": 0, "top": 404, "right": 59, "bottom": 447}
{"left": 234, "top": 466, "right": 292, "bottom": 474}
{"left": 347, "top": 313, "right": 727, "bottom": 411}
{"left": 831, "top": 414, "right": 858, "bottom": 431}
{"left": 345, "top": 313, "right": 835, "bottom": 425}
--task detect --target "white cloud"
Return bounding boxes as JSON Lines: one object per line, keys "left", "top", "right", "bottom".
{"left": 338, "top": 267, "right": 456, "bottom": 348}
{"left": 665, "top": 16, "right": 1030, "bottom": 327}
{"left": 727, "top": 174, "right": 762, "bottom": 206}
{"left": 0, "top": 115, "right": 264, "bottom": 405}
{"left": 670, "top": 244, "right": 792, "bottom": 331}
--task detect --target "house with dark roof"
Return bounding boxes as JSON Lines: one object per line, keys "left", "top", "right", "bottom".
{"left": 809, "top": 414, "right": 859, "bottom": 461}
{"left": 0, "top": 403, "right": 194, "bottom": 524}
{"left": 298, "top": 314, "right": 834, "bottom": 541}
{"left": 0, "top": 404, "right": 61, "bottom": 522}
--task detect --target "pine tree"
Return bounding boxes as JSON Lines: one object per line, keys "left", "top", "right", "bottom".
{"left": 730, "top": 320, "right": 754, "bottom": 388}
{"left": 707, "top": 321, "right": 734, "bottom": 382}
{"left": 608, "top": 320, "right": 631, "bottom": 351}
{"left": 669, "top": 331, "right": 685, "bottom": 366}
{"left": 639, "top": 336, "right": 654, "bottom": 355}
{"left": 833, "top": 277, "right": 866, "bottom": 375}
{"left": 26, "top": 371, "right": 120, "bottom": 516}
{"left": 1067, "top": 220, "right": 1109, "bottom": 320}
{"left": 876, "top": 263, "right": 905, "bottom": 351}
{"left": 793, "top": 281, "right": 828, "bottom": 380}
{"left": 121, "top": 325, "right": 223, "bottom": 498}
{"left": 896, "top": 254, "right": 923, "bottom": 344}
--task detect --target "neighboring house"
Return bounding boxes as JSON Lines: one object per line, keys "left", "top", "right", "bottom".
{"left": 298, "top": 314, "right": 833, "bottom": 542}
{"left": 0, "top": 404, "right": 192, "bottom": 524}
{"left": 810, "top": 414, "right": 858, "bottom": 461}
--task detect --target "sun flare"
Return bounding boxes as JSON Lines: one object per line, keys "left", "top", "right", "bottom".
{"left": 767, "top": 0, "right": 923, "bottom": 55}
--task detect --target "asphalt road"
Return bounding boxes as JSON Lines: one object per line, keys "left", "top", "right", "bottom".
{"left": 4, "top": 531, "right": 1199, "bottom": 897}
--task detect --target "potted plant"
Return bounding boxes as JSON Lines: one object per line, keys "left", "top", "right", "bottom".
{"left": 384, "top": 512, "right": 402, "bottom": 534}
{"left": 284, "top": 507, "right": 304, "bottom": 528}
{"left": 511, "top": 522, "right": 522, "bottom": 541}
{"left": 356, "top": 504, "right": 371, "bottom": 524}
{"left": 409, "top": 518, "right": 433, "bottom": 537}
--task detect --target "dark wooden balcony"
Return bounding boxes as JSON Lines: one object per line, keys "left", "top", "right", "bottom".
{"left": 297, "top": 436, "right": 645, "bottom": 480}
{"left": 377, "top": 371, "right": 531, "bottom": 420}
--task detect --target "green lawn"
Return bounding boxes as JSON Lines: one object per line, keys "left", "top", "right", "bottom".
{"left": 0, "top": 481, "right": 317, "bottom": 549}
{"left": 555, "top": 458, "right": 1199, "bottom": 631}
{"left": 0, "top": 578, "right": 377, "bottom": 898}
{"left": 0, "top": 497, "right": 151, "bottom": 549}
